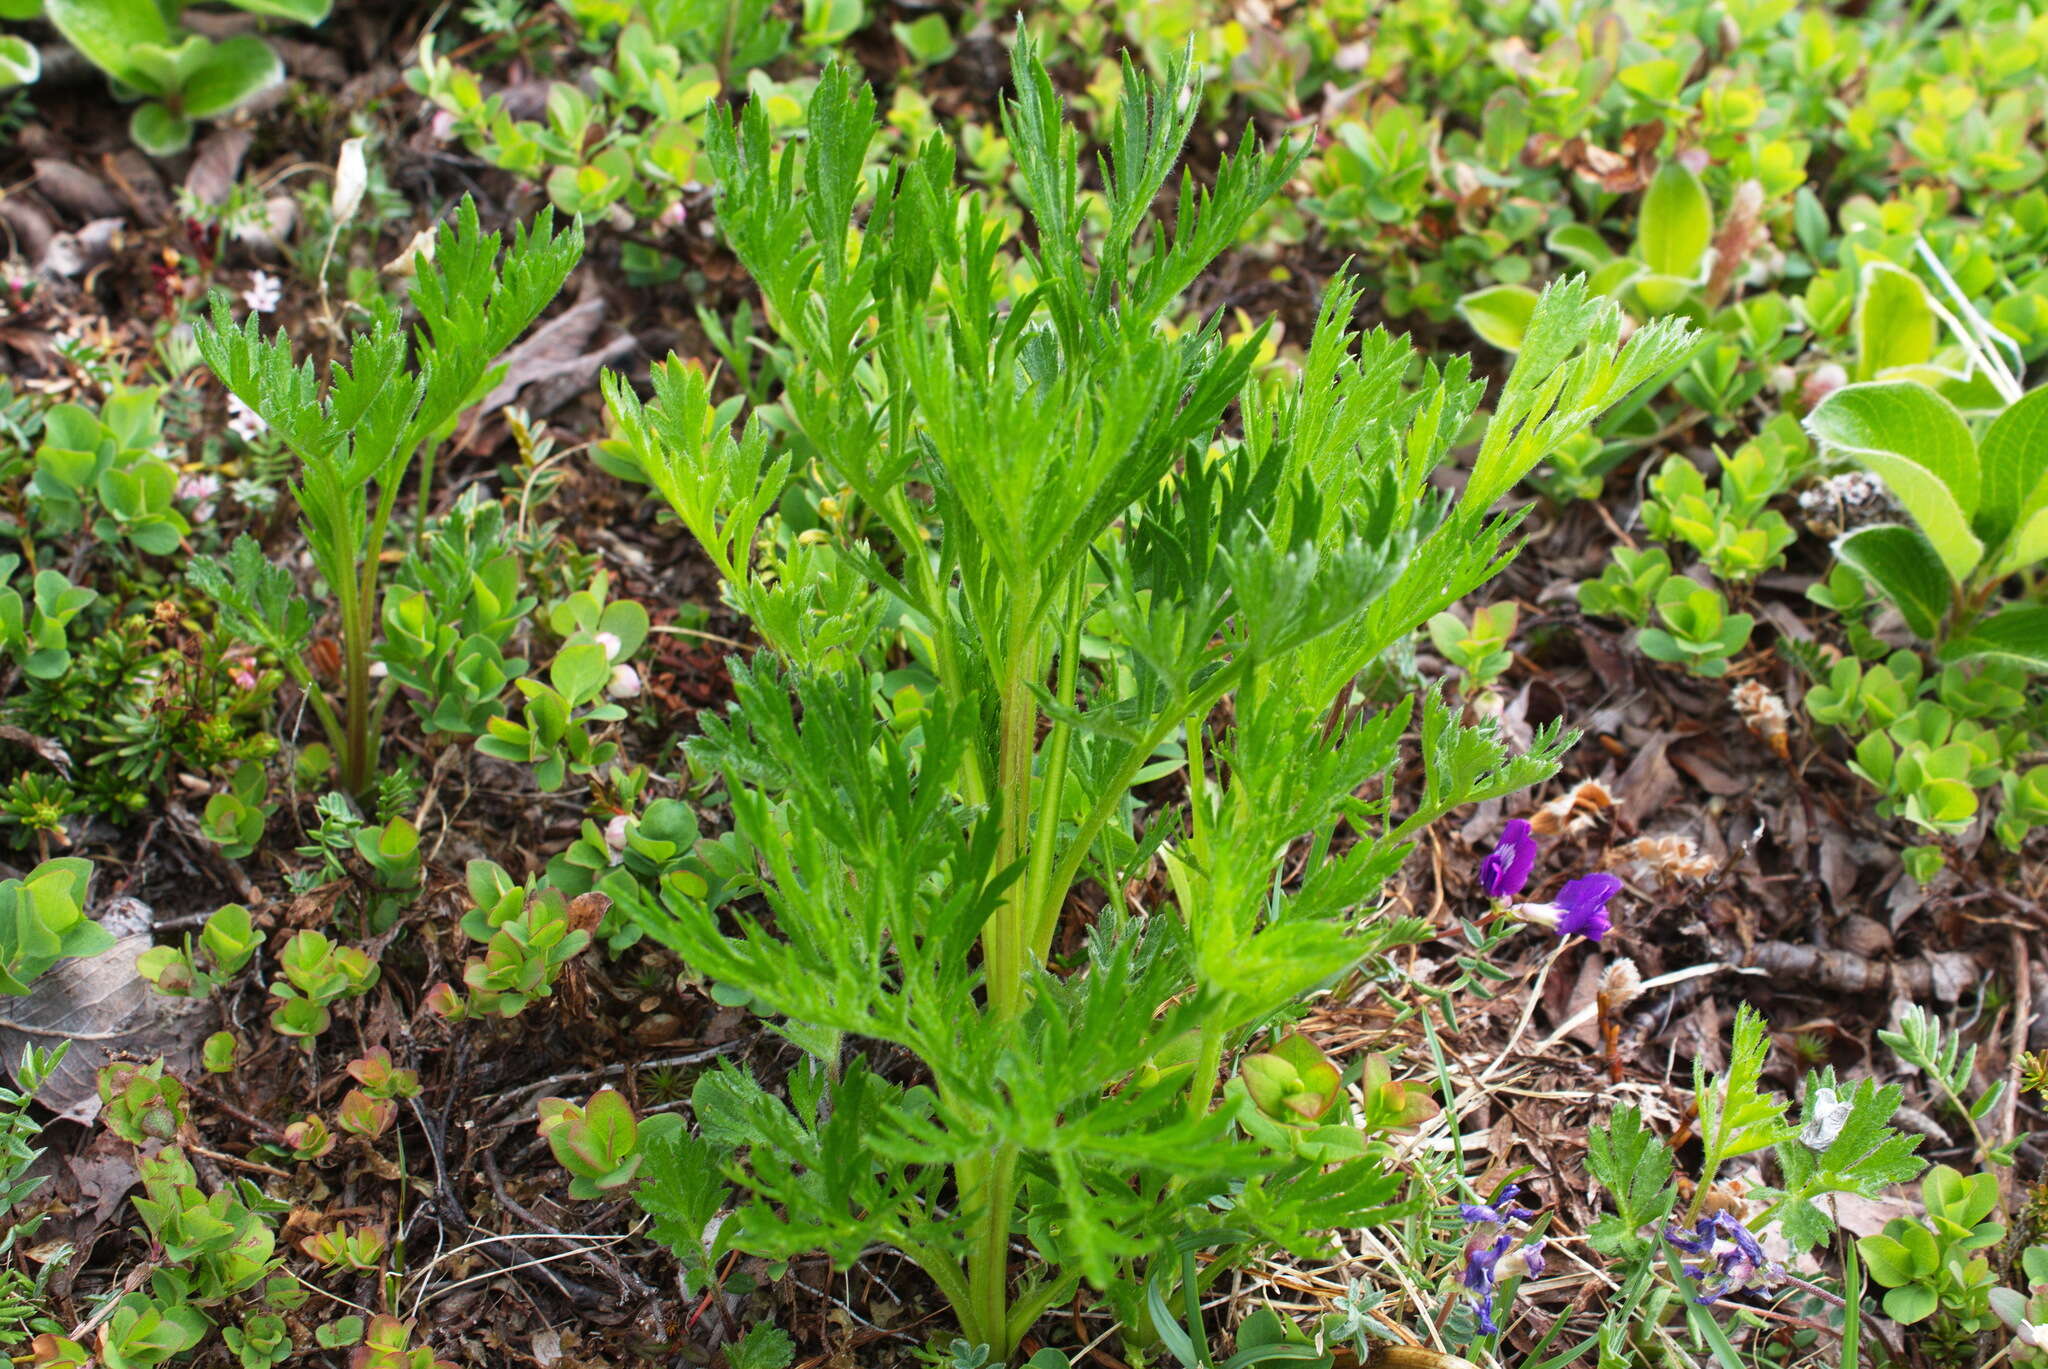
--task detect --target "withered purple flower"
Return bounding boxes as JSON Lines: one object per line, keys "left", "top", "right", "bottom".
{"left": 1457, "top": 1181, "right": 1536, "bottom": 1225}
{"left": 1666, "top": 1211, "right": 1775, "bottom": 1304}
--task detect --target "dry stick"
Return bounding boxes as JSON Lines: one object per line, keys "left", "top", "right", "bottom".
{"left": 480, "top": 1148, "right": 656, "bottom": 1301}
{"left": 1475, "top": 940, "right": 1568, "bottom": 1089}
{"left": 1532, "top": 961, "right": 1750, "bottom": 1056}
{"left": 66, "top": 1262, "right": 155, "bottom": 1342}
{"left": 187, "top": 1143, "right": 292, "bottom": 1178}
{"left": 484, "top": 1041, "right": 743, "bottom": 1123}
{"left": 2004, "top": 928, "right": 2031, "bottom": 1164}
{"left": 1775, "top": 1271, "right": 1908, "bottom": 1365}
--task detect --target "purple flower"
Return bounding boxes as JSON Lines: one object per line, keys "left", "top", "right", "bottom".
{"left": 1509, "top": 872, "right": 1621, "bottom": 942}
{"left": 1457, "top": 1182, "right": 1536, "bottom": 1225}
{"left": 1458, "top": 1230, "right": 1546, "bottom": 1334}
{"left": 1479, "top": 819, "right": 1538, "bottom": 899}
{"left": 1461, "top": 1231, "right": 1512, "bottom": 1333}
{"left": 1666, "top": 1212, "right": 1774, "bottom": 1304}
{"left": 1502, "top": 1237, "right": 1546, "bottom": 1281}
{"left": 1450, "top": 1185, "right": 1544, "bottom": 1335}
{"left": 1553, "top": 873, "right": 1621, "bottom": 941}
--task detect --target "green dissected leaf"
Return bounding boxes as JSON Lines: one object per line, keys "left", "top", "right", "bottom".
{"left": 1855, "top": 262, "right": 1939, "bottom": 381}
{"left": 188, "top": 534, "right": 314, "bottom": 656}
{"left": 1695, "top": 1003, "right": 1795, "bottom": 1172}
{"left": 180, "top": 36, "right": 283, "bottom": 119}
{"left": 1940, "top": 604, "right": 2048, "bottom": 673}
{"left": 1766, "top": 1071, "right": 1925, "bottom": 1253}
{"left": 634, "top": 1115, "right": 729, "bottom": 1296}
{"left": 1832, "top": 525, "right": 1953, "bottom": 640}
{"left": 43, "top": 0, "right": 169, "bottom": 88}
{"left": 1584, "top": 1104, "right": 1677, "bottom": 1256}
{"left": 1458, "top": 284, "right": 1538, "bottom": 353}
{"left": 1463, "top": 276, "right": 1696, "bottom": 512}
{"left": 1978, "top": 385, "right": 2048, "bottom": 551}
{"left": 1637, "top": 159, "right": 1711, "bottom": 280}
{"left": 726, "top": 1321, "right": 796, "bottom": 1369}
{"left": 408, "top": 199, "right": 585, "bottom": 449}
{"left": 1805, "top": 381, "right": 1982, "bottom": 582}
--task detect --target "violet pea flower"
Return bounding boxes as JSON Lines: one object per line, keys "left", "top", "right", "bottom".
{"left": 1458, "top": 1230, "right": 1547, "bottom": 1334}
{"left": 1461, "top": 1231, "right": 1512, "bottom": 1334}
{"left": 1457, "top": 1182, "right": 1537, "bottom": 1225}
{"left": 1480, "top": 819, "right": 1538, "bottom": 899}
{"left": 1511, "top": 872, "right": 1621, "bottom": 943}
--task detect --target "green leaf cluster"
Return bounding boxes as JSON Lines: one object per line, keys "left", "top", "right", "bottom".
{"left": 1811, "top": 382, "right": 2048, "bottom": 671}
{"left": 0, "top": 857, "right": 110, "bottom": 995}
{"left": 41, "top": 0, "right": 329, "bottom": 155}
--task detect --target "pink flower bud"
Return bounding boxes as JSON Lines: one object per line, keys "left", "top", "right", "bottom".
{"left": 607, "top": 663, "right": 642, "bottom": 700}
{"left": 1801, "top": 363, "right": 1847, "bottom": 410}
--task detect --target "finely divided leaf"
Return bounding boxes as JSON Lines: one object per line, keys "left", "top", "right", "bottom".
{"left": 635, "top": 1116, "right": 730, "bottom": 1296}
{"left": 1767, "top": 1071, "right": 1925, "bottom": 1253}
{"left": 1585, "top": 1104, "right": 1678, "bottom": 1256}
{"left": 1695, "top": 1003, "right": 1796, "bottom": 1166}
{"left": 187, "top": 535, "right": 313, "bottom": 655}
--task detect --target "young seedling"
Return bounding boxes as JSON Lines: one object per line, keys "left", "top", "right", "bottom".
{"left": 194, "top": 198, "right": 583, "bottom": 796}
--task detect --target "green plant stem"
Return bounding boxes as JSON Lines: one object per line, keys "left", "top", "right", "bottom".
{"left": 1027, "top": 665, "right": 1243, "bottom": 958}
{"left": 410, "top": 441, "right": 438, "bottom": 550}
{"left": 275, "top": 651, "right": 348, "bottom": 767}
{"left": 330, "top": 531, "right": 371, "bottom": 796}
{"left": 962, "top": 1141, "right": 1019, "bottom": 1360}
{"left": 1187, "top": 1019, "right": 1225, "bottom": 1122}
{"left": 898, "top": 1234, "right": 974, "bottom": 1336}
{"left": 1683, "top": 1145, "right": 1723, "bottom": 1225}
{"left": 340, "top": 460, "right": 411, "bottom": 795}
{"left": 987, "top": 594, "right": 1039, "bottom": 1021}
{"left": 1022, "top": 573, "right": 1083, "bottom": 940}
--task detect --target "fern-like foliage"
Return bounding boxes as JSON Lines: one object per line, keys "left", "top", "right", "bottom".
{"left": 616, "top": 30, "right": 1696, "bottom": 1359}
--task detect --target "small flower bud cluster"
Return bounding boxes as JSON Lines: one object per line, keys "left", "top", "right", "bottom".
{"left": 1611, "top": 833, "right": 1715, "bottom": 885}
{"left": 1731, "top": 680, "right": 1790, "bottom": 757}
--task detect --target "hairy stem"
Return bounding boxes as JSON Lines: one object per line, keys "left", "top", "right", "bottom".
{"left": 962, "top": 1142, "right": 1019, "bottom": 1360}
{"left": 1022, "top": 573, "right": 1082, "bottom": 951}
{"left": 986, "top": 593, "right": 1039, "bottom": 1020}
